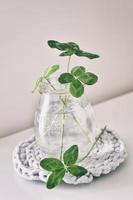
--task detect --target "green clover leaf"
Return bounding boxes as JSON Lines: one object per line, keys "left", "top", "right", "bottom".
{"left": 58, "top": 66, "right": 98, "bottom": 98}
{"left": 78, "top": 72, "right": 98, "bottom": 85}
{"left": 71, "top": 66, "right": 86, "bottom": 77}
{"left": 67, "top": 165, "right": 88, "bottom": 177}
{"left": 67, "top": 42, "right": 80, "bottom": 51}
{"left": 63, "top": 145, "right": 78, "bottom": 166}
{"left": 48, "top": 40, "right": 99, "bottom": 59}
{"left": 47, "top": 169, "right": 65, "bottom": 189}
{"left": 39, "top": 128, "right": 106, "bottom": 189}
{"left": 58, "top": 73, "right": 74, "bottom": 84}
{"left": 40, "top": 158, "right": 64, "bottom": 172}
{"left": 70, "top": 79, "right": 84, "bottom": 98}
{"left": 39, "top": 145, "right": 88, "bottom": 189}
{"left": 59, "top": 50, "right": 74, "bottom": 56}
{"left": 48, "top": 40, "right": 68, "bottom": 51}
{"left": 75, "top": 49, "right": 99, "bottom": 59}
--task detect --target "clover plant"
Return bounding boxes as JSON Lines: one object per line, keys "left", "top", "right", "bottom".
{"left": 40, "top": 126, "right": 106, "bottom": 189}
{"left": 40, "top": 145, "right": 87, "bottom": 189}
{"left": 32, "top": 40, "right": 99, "bottom": 96}
{"left": 32, "top": 40, "right": 106, "bottom": 189}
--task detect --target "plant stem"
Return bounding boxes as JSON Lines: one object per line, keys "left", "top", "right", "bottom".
{"left": 45, "top": 79, "right": 93, "bottom": 143}
{"left": 66, "top": 55, "right": 93, "bottom": 143}
{"left": 46, "top": 78, "right": 56, "bottom": 90}
{"left": 67, "top": 56, "right": 71, "bottom": 73}
{"left": 65, "top": 56, "right": 71, "bottom": 96}
{"left": 78, "top": 126, "right": 107, "bottom": 163}
{"left": 71, "top": 113, "right": 93, "bottom": 143}
{"left": 60, "top": 105, "right": 65, "bottom": 160}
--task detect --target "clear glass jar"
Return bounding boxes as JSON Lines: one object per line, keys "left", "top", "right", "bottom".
{"left": 34, "top": 90, "right": 97, "bottom": 159}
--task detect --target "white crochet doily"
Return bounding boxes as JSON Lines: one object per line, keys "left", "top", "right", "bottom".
{"left": 12, "top": 128, "right": 127, "bottom": 185}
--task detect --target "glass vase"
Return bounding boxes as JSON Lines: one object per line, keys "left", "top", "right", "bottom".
{"left": 34, "top": 90, "right": 97, "bottom": 159}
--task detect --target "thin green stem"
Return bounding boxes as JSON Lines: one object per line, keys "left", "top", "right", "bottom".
{"left": 65, "top": 56, "right": 71, "bottom": 97}
{"left": 71, "top": 113, "right": 93, "bottom": 143}
{"left": 46, "top": 79, "right": 67, "bottom": 106}
{"left": 67, "top": 56, "right": 71, "bottom": 73}
{"left": 60, "top": 105, "right": 65, "bottom": 160}
{"left": 46, "top": 78, "right": 56, "bottom": 90}
{"left": 45, "top": 79, "right": 93, "bottom": 143}
{"left": 78, "top": 126, "right": 107, "bottom": 163}
{"left": 66, "top": 55, "right": 93, "bottom": 142}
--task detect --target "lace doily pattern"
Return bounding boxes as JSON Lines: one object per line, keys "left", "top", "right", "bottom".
{"left": 12, "top": 128, "right": 127, "bottom": 185}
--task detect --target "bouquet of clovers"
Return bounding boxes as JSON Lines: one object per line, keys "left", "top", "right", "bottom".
{"left": 32, "top": 40, "right": 106, "bottom": 189}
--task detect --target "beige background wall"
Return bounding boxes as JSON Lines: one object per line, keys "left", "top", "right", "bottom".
{"left": 0, "top": 0, "right": 133, "bottom": 138}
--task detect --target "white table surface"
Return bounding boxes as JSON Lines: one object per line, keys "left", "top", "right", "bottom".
{"left": 0, "top": 92, "right": 133, "bottom": 200}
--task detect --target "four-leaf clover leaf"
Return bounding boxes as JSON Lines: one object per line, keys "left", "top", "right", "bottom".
{"left": 58, "top": 66, "right": 98, "bottom": 98}
{"left": 40, "top": 145, "right": 87, "bottom": 189}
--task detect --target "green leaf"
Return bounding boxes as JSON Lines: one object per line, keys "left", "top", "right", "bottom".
{"left": 32, "top": 76, "right": 43, "bottom": 93}
{"left": 67, "top": 165, "right": 88, "bottom": 177}
{"left": 59, "top": 50, "right": 74, "bottom": 56}
{"left": 40, "top": 158, "right": 64, "bottom": 172}
{"left": 47, "top": 40, "right": 68, "bottom": 51}
{"left": 78, "top": 72, "right": 98, "bottom": 85}
{"left": 47, "top": 169, "right": 65, "bottom": 189}
{"left": 63, "top": 145, "right": 78, "bottom": 166}
{"left": 69, "top": 79, "right": 84, "bottom": 98}
{"left": 48, "top": 40, "right": 80, "bottom": 57}
{"left": 47, "top": 40, "right": 100, "bottom": 59}
{"left": 75, "top": 50, "right": 99, "bottom": 59}
{"left": 67, "top": 42, "right": 80, "bottom": 51}
{"left": 43, "top": 65, "right": 59, "bottom": 78}
{"left": 71, "top": 66, "right": 86, "bottom": 77}
{"left": 58, "top": 73, "right": 74, "bottom": 84}
{"left": 48, "top": 40, "right": 80, "bottom": 52}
